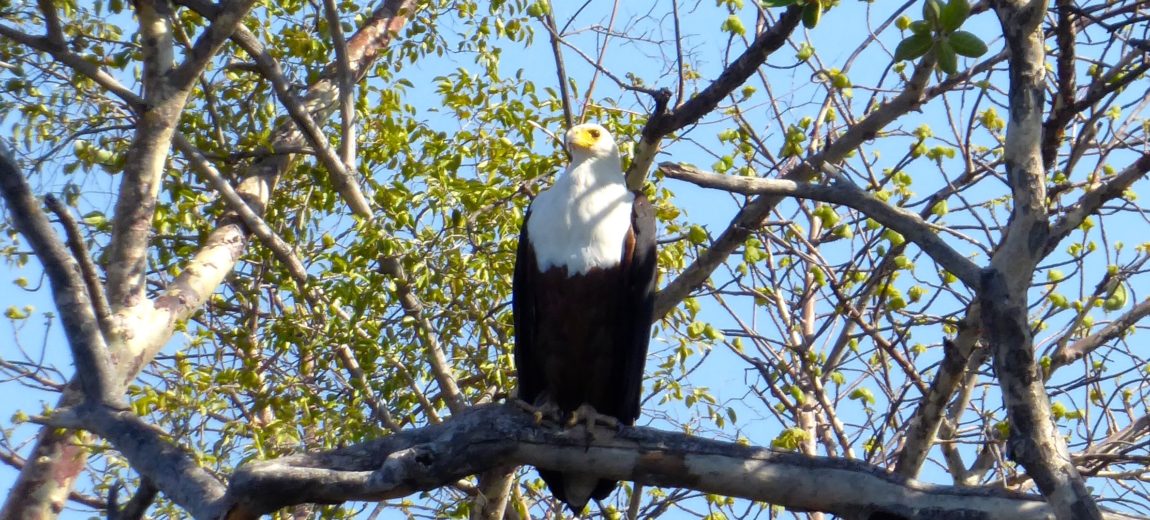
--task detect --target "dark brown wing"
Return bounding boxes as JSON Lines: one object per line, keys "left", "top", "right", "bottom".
{"left": 613, "top": 191, "right": 657, "bottom": 424}
{"left": 512, "top": 208, "right": 543, "bottom": 405}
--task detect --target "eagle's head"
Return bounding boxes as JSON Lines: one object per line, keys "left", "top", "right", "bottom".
{"left": 565, "top": 123, "right": 619, "bottom": 162}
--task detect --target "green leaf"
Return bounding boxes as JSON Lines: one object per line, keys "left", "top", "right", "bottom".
{"left": 894, "top": 33, "right": 933, "bottom": 62}
{"left": 922, "top": 0, "right": 943, "bottom": 27}
{"left": 936, "top": 39, "right": 958, "bottom": 74}
{"left": 948, "top": 30, "right": 988, "bottom": 57}
{"left": 939, "top": 0, "right": 970, "bottom": 32}
{"left": 761, "top": 0, "right": 797, "bottom": 7}
{"left": 802, "top": 0, "right": 821, "bottom": 28}
{"left": 1104, "top": 283, "right": 1127, "bottom": 311}
{"left": 909, "top": 20, "right": 931, "bottom": 35}
{"left": 721, "top": 15, "right": 746, "bottom": 36}
{"left": 849, "top": 387, "right": 876, "bottom": 405}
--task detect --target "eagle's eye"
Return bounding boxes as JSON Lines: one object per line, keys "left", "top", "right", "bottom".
{"left": 588, "top": 128, "right": 601, "bottom": 139}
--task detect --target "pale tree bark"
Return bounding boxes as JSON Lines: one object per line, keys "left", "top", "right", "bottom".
{"left": 0, "top": 1, "right": 416, "bottom": 517}
{"left": 26, "top": 399, "right": 1141, "bottom": 520}
{"left": 981, "top": 0, "right": 1099, "bottom": 518}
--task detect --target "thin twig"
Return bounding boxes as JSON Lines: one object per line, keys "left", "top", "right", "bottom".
{"left": 540, "top": 6, "right": 574, "bottom": 129}
{"left": 579, "top": 0, "right": 620, "bottom": 121}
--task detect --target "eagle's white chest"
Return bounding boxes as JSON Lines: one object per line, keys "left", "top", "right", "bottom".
{"left": 528, "top": 162, "right": 634, "bottom": 275}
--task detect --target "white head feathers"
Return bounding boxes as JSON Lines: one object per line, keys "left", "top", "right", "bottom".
{"left": 528, "top": 123, "right": 634, "bottom": 275}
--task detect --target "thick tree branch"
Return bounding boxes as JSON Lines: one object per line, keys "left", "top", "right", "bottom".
{"left": 0, "top": 147, "right": 118, "bottom": 404}
{"left": 106, "top": 0, "right": 259, "bottom": 306}
{"left": 221, "top": 404, "right": 1136, "bottom": 520}
{"left": 989, "top": 0, "right": 1049, "bottom": 284}
{"left": 35, "top": 0, "right": 65, "bottom": 48}
{"left": 75, "top": 406, "right": 227, "bottom": 519}
{"left": 320, "top": 0, "right": 356, "bottom": 170}
{"left": 895, "top": 318, "right": 984, "bottom": 477}
{"left": 988, "top": 1, "right": 1100, "bottom": 517}
{"left": 979, "top": 269, "right": 1101, "bottom": 520}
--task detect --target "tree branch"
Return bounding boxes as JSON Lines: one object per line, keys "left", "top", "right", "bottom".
{"left": 625, "top": 5, "right": 804, "bottom": 189}
{"left": 1047, "top": 152, "right": 1150, "bottom": 252}
{"left": 43, "top": 194, "right": 114, "bottom": 338}
{"left": 987, "top": 1, "right": 1100, "bottom": 516}
{"left": 653, "top": 56, "right": 937, "bottom": 319}
{"left": 169, "top": 0, "right": 262, "bottom": 90}
{"left": 221, "top": 404, "right": 1137, "bottom": 520}
{"left": 378, "top": 257, "right": 465, "bottom": 414}
{"left": 979, "top": 268, "right": 1101, "bottom": 520}
{"left": 106, "top": 0, "right": 259, "bottom": 306}
{"left": 660, "top": 162, "right": 982, "bottom": 289}
{"left": 77, "top": 406, "right": 227, "bottom": 519}
{"left": 0, "top": 146, "right": 118, "bottom": 404}
{"left": 179, "top": 0, "right": 373, "bottom": 218}
{"left": 320, "top": 0, "right": 356, "bottom": 170}
{"left": 1049, "top": 297, "right": 1150, "bottom": 372}
{"left": 538, "top": 5, "right": 573, "bottom": 129}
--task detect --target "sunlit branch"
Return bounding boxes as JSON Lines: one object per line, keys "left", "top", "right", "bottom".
{"left": 223, "top": 404, "right": 1116, "bottom": 520}
{"left": 0, "top": 147, "right": 118, "bottom": 404}
{"left": 659, "top": 162, "right": 982, "bottom": 293}
{"left": 43, "top": 194, "right": 113, "bottom": 337}
{"left": 321, "top": 0, "right": 356, "bottom": 170}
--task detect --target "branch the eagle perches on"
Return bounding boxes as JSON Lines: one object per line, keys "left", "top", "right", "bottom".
{"left": 43, "top": 401, "right": 1120, "bottom": 520}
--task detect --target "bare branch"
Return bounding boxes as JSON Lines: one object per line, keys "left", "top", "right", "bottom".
{"left": 653, "top": 54, "right": 939, "bottom": 319}
{"left": 578, "top": 0, "right": 620, "bottom": 121}
{"left": 1048, "top": 152, "right": 1150, "bottom": 251}
{"left": 659, "top": 162, "right": 981, "bottom": 288}
{"left": 169, "top": 0, "right": 262, "bottom": 89}
{"left": 43, "top": 195, "right": 113, "bottom": 338}
{"left": 221, "top": 12, "right": 373, "bottom": 217}
{"left": 1042, "top": 0, "right": 1078, "bottom": 171}
{"left": 0, "top": 25, "right": 143, "bottom": 109}
{"left": 1049, "top": 297, "right": 1150, "bottom": 372}
{"left": 107, "top": 479, "right": 159, "bottom": 520}
{"left": 379, "top": 257, "right": 465, "bottom": 414}
{"left": 321, "top": 0, "right": 356, "bottom": 169}
{"left": 626, "top": 5, "right": 803, "bottom": 189}
{"left": 538, "top": 6, "right": 574, "bottom": 129}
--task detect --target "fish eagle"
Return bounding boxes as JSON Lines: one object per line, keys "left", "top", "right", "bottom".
{"left": 512, "top": 123, "right": 657, "bottom": 513}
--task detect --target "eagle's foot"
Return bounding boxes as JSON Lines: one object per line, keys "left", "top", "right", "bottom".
{"left": 514, "top": 399, "right": 561, "bottom": 425}
{"left": 565, "top": 404, "right": 619, "bottom": 431}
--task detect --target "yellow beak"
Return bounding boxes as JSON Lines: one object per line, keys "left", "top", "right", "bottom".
{"left": 568, "top": 127, "right": 598, "bottom": 150}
